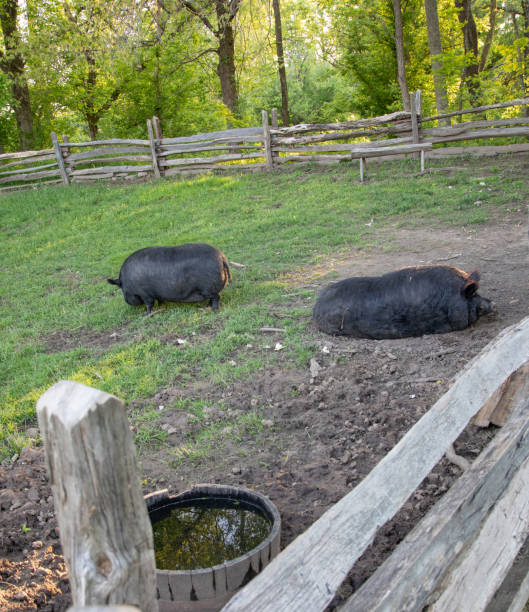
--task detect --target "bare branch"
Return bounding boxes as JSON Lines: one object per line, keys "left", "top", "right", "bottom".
{"left": 179, "top": 0, "right": 215, "bottom": 33}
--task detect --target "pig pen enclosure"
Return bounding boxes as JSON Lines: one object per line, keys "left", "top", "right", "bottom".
{"left": 1, "top": 152, "right": 529, "bottom": 611}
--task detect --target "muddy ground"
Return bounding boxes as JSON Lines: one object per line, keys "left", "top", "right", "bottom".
{"left": 1, "top": 172, "right": 528, "bottom": 610}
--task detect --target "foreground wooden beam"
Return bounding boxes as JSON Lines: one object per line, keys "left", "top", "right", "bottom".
{"left": 222, "top": 317, "right": 529, "bottom": 612}
{"left": 344, "top": 364, "right": 529, "bottom": 611}
{"left": 37, "top": 381, "right": 158, "bottom": 611}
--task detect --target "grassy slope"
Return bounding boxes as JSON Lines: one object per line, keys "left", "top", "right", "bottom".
{"left": 1, "top": 156, "right": 526, "bottom": 458}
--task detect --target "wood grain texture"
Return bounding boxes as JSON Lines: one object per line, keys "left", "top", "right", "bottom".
{"left": 270, "top": 111, "right": 411, "bottom": 135}
{"left": 344, "top": 363, "right": 529, "bottom": 611}
{"left": 37, "top": 381, "right": 158, "bottom": 611}
{"left": 221, "top": 317, "right": 529, "bottom": 612}
{"left": 51, "top": 132, "right": 70, "bottom": 185}
{"left": 422, "top": 96, "right": 529, "bottom": 123}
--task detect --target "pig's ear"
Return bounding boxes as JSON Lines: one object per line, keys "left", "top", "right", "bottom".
{"left": 463, "top": 270, "right": 479, "bottom": 298}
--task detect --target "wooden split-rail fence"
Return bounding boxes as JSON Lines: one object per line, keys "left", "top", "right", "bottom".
{"left": 2, "top": 93, "right": 529, "bottom": 193}
{"left": 37, "top": 315, "right": 529, "bottom": 611}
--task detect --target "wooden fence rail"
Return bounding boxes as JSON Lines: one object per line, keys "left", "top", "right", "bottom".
{"left": 36, "top": 317, "right": 529, "bottom": 611}
{"left": 2, "top": 94, "right": 529, "bottom": 193}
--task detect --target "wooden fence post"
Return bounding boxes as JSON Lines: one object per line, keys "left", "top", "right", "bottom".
{"left": 262, "top": 110, "right": 273, "bottom": 171}
{"left": 271, "top": 108, "right": 278, "bottom": 129}
{"left": 51, "top": 132, "right": 70, "bottom": 185}
{"left": 146, "top": 119, "right": 161, "bottom": 179}
{"left": 37, "top": 381, "right": 158, "bottom": 612}
{"left": 152, "top": 116, "right": 163, "bottom": 140}
{"left": 410, "top": 91, "right": 419, "bottom": 144}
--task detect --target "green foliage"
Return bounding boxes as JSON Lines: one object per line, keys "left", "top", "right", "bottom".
{"left": 2, "top": 0, "right": 529, "bottom": 149}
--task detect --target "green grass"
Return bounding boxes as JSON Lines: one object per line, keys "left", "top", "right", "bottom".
{"left": 1, "top": 155, "right": 527, "bottom": 459}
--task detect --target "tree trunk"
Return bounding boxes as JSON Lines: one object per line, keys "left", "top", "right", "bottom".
{"left": 510, "top": 9, "right": 529, "bottom": 116}
{"left": 85, "top": 53, "right": 100, "bottom": 140}
{"left": 272, "top": 0, "right": 289, "bottom": 126}
{"left": 392, "top": 0, "right": 410, "bottom": 111}
{"left": 478, "top": 0, "right": 497, "bottom": 73}
{"left": 215, "top": 0, "right": 239, "bottom": 117}
{"left": 455, "top": 0, "right": 480, "bottom": 105}
{"left": 0, "top": 0, "right": 34, "bottom": 150}
{"left": 424, "top": 0, "right": 450, "bottom": 124}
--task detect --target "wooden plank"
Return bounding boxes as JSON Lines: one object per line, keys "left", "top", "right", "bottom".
{"left": 0, "top": 148, "right": 54, "bottom": 161}
{"left": 51, "top": 132, "right": 70, "bottom": 185}
{"left": 161, "top": 152, "right": 264, "bottom": 167}
{"left": 163, "top": 163, "right": 267, "bottom": 177}
{"left": 478, "top": 534, "right": 529, "bottom": 612}
{"left": 271, "top": 111, "right": 412, "bottom": 135}
{"left": 272, "top": 142, "right": 431, "bottom": 154}
{"left": 410, "top": 91, "right": 419, "bottom": 143}
{"left": 147, "top": 118, "right": 161, "bottom": 179}
{"left": 272, "top": 132, "right": 412, "bottom": 146}
{"left": 70, "top": 156, "right": 152, "bottom": 167}
{"left": 37, "top": 381, "right": 158, "bottom": 610}
{"left": 415, "top": 89, "right": 422, "bottom": 116}
{"left": 0, "top": 179, "right": 63, "bottom": 193}
{"left": 152, "top": 116, "right": 163, "bottom": 140}
{"left": 423, "top": 117, "right": 529, "bottom": 137}
{"left": 70, "top": 165, "right": 153, "bottom": 176}
{"left": 273, "top": 154, "right": 352, "bottom": 164}
{"left": 422, "top": 96, "right": 529, "bottom": 123}
{"left": 343, "top": 362, "right": 529, "bottom": 611}
{"left": 0, "top": 162, "right": 59, "bottom": 178}
{"left": 71, "top": 173, "right": 116, "bottom": 181}
{"left": 68, "top": 147, "right": 151, "bottom": 161}
{"left": 262, "top": 110, "right": 273, "bottom": 170}
{"left": 430, "top": 127, "right": 529, "bottom": 144}
{"left": 430, "top": 443, "right": 529, "bottom": 611}
{"left": 68, "top": 607, "right": 140, "bottom": 611}
{"left": 61, "top": 138, "right": 150, "bottom": 148}
{"left": 221, "top": 317, "right": 529, "bottom": 612}
{"left": 0, "top": 153, "right": 56, "bottom": 169}
{"left": 160, "top": 127, "right": 264, "bottom": 145}
{"left": 0, "top": 169, "right": 62, "bottom": 184}
{"left": 271, "top": 108, "right": 278, "bottom": 129}
{"left": 474, "top": 363, "right": 529, "bottom": 427}
{"left": 159, "top": 143, "right": 263, "bottom": 155}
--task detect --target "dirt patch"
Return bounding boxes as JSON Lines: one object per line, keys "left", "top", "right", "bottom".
{"left": 1, "top": 206, "right": 527, "bottom": 610}
{"left": 42, "top": 325, "right": 136, "bottom": 354}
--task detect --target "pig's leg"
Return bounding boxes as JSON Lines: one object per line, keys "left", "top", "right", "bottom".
{"left": 209, "top": 294, "right": 220, "bottom": 310}
{"left": 143, "top": 296, "right": 155, "bottom": 315}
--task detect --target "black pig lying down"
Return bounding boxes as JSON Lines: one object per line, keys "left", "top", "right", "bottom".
{"left": 108, "top": 243, "right": 231, "bottom": 314}
{"left": 312, "top": 265, "right": 494, "bottom": 339}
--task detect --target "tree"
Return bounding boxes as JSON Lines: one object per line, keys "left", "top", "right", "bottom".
{"left": 424, "top": 0, "right": 449, "bottom": 121}
{"left": 272, "top": 0, "right": 289, "bottom": 125}
{"left": 180, "top": 0, "right": 242, "bottom": 118}
{"left": 455, "top": 0, "right": 480, "bottom": 104}
{"left": 392, "top": 0, "right": 410, "bottom": 111}
{"left": 0, "top": 0, "right": 35, "bottom": 149}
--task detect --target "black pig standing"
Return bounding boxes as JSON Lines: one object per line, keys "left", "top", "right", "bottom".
{"left": 108, "top": 243, "right": 231, "bottom": 314}
{"left": 312, "top": 265, "right": 494, "bottom": 339}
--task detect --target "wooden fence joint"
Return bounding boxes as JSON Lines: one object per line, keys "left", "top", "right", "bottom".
{"left": 262, "top": 110, "right": 274, "bottom": 171}
{"left": 51, "top": 132, "right": 70, "bottom": 185}
{"left": 147, "top": 119, "right": 161, "bottom": 179}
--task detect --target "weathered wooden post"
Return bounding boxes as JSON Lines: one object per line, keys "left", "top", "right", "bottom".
{"left": 410, "top": 91, "right": 419, "bottom": 145}
{"left": 261, "top": 110, "right": 273, "bottom": 171}
{"left": 152, "top": 116, "right": 163, "bottom": 140}
{"left": 51, "top": 132, "right": 70, "bottom": 185}
{"left": 37, "top": 381, "right": 158, "bottom": 612}
{"left": 146, "top": 119, "right": 161, "bottom": 179}
{"left": 271, "top": 108, "right": 278, "bottom": 129}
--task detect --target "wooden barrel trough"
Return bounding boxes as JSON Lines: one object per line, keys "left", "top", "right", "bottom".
{"left": 144, "top": 484, "right": 281, "bottom": 611}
